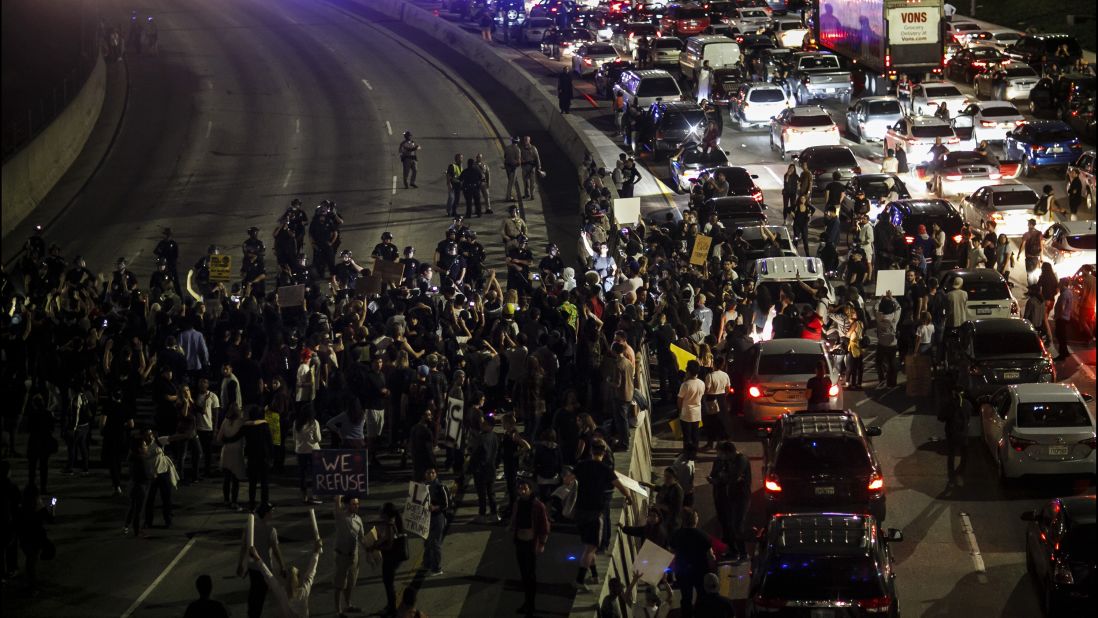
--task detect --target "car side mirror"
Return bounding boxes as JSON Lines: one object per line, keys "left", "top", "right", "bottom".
{"left": 751, "top": 174, "right": 759, "bottom": 179}
{"left": 725, "top": 150, "right": 731, "bottom": 155}
{"left": 885, "top": 528, "right": 904, "bottom": 543}
{"left": 865, "top": 425, "right": 882, "bottom": 437}
{"left": 1020, "top": 509, "right": 1037, "bottom": 522}
{"left": 1083, "top": 393, "right": 1095, "bottom": 403}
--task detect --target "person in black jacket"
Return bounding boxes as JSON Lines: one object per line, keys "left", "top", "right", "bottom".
{"left": 469, "top": 417, "right": 500, "bottom": 523}
{"left": 941, "top": 384, "right": 971, "bottom": 486}
{"left": 709, "top": 441, "right": 751, "bottom": 562}
{"left": 124, "top": 437, "right": 151, "bottom": 537}
{"left": 557, "top": 68, "right": 573, "bottom": 114}
{"left": 24, "top": 394, "right": 56, "bottom": 494}
{"left": 19, "top": 483, "right": 55, "bottom": 595}
{"left": 243, "top": 405, "right": 273, "bottom": 511}
{"left": 461, "top": 158, "right": 484, "bottom": 218}
{"left": 781, "top": 163, "right": 799, "bottom": 223}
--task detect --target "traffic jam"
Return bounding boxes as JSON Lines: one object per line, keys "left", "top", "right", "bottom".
{"left": 443, "top": 0, "right": 1096, "bottom": 615}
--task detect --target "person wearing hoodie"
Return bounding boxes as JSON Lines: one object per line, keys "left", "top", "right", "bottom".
{"left": 875, "top": 292, "right": 901, "bottom": 387}
{"left": 511, "top": 477, "right": 551, "bottom": 617}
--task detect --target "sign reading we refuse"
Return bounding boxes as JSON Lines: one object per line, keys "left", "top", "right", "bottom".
{"left": 888, "top": 7, "right": 940, "bottom": 45}
{"left": 312, "top": 450, "right": 369, "bottom": 496}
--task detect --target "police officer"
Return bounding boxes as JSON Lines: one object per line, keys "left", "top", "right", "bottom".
{"left": 444, "top": 243, "right": 467, "bottom": 287}
{"left": 506, "top": 234, "right": 533, "bottom": 293}
{"left": 243, "top": 226, "right": 266, "bottom": 258}
{"left": 435, "top": 229, "right": 460, "bottom": 272}
{"left": 448, "top": 216, "right": 470, "bottom": 238}
{"left": 110, "top": 257, "right": 138, "bottom": 304}
{"left": 309, "top": 203, "right": 336, "bottom": 278}
{"left": 332, "top": 250, "right": 365, "bottom": 294}
{"left": 284, "top": 199, "right": 309, "bottom": 253}
{"left": 475, "top": 153, "right": 493, "bottom": 214}
{"left": 153, "top": 227, "right": 181, "bottom": 294}
{"left": 501, "top": 205, "right": 528, "bottom": 249}
{"left": 398, "top": 131, "right": 420, "bottom": 188}
{"left": 193, "top": 245, "right": 218, "bottom": 296}
{"left": 241, "top": 249, "right": 267, "bottom": 298}
{"left": 372, "top": 232, "right": 399, "bottom": 262}
{"left": 43, "top": 245, "right": 67, "bottom": 289}
{"left": 459, "top": 230, "right": 487, "bottom": 288}
{"left": 539, "top": 243, "right": 564, "bottom": 280}
{"left": 65, "top": 255, "right": 94, "bottom": 289}
{"left": 273, "top": 215, "right": 298, "bottom": 268}
{"left": 446, "top": 154, "right": 464, "bottom": 218}
{"left": 503, "top": 137, "right": 522, "bottom": 201}
{"left": 149, "top": 258, "right": 176, "bottom": 300}
{"left": 400, "top": 246, "right": 420, "bottom": 287}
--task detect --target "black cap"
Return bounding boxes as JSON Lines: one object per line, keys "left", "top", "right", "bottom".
{"left": 381, "top": 231, "right": 394, "bottom": 240}
{"left": 247, "top": 226, "right": 259, "bottom": 234}
{"left": 291, "top": 198, "right": 302, "bottom": 206}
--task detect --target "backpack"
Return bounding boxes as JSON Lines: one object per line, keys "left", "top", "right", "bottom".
{"left": 1034, "top": 195, "right": 1050, "bottom": 216}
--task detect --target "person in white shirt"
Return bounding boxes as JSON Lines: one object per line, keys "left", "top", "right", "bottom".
{"left": 677, "top": 361, "right": 705, "bottom": 453}
{"left": 249, "top": 538, "right": 323, "bottom": 618}
{"left": 293, "top": 407, "right": 323, "bottom": 505}
{"left": 194, "top": 377, "right": 220, "bottom": 479}
{"left": 943, "top": 2, "right": 956, "bottom": 20}
{"left": 880, "top": 149, "right": 899, "bottom": 174}
{"left": 702, "top": 358, "right": 731, "bottom": 450}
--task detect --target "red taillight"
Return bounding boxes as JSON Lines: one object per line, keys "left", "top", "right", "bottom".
{"left": 980, "top": 120, "right": 996, "bottom": 127}
{"left": 868, "top": 472, "right": 884, "bottom": 492}
{"left": 885, "top": 53, "right": 891, "bottom": 68}
{"left": 584, "top": 57, "right": 593, "bottom": 65}
{"left": 1081, "top": 437, "right": 1097, "bottom": 450}
{"left": 748, "top": 385, "right": 763, "bottom": 398}
{"left": 764, "top": 474, "right": 782, "bottom": 493}
{"left": 947, "top": 137, "right": 961, "bottom": 144}
{"left": 751, "top": 188, "right": 763, "bottom": 202}
{"left": 1032, "top": 144, "right": 1046, "bottom": 152}
{"left": 1071, "top": 143, "right": 1083, "bottom": 150}
{"left": 951, "top": 234, "right": 964, "bottom": 244}
{"left": 857, "top": 595, "right": 893, "bottom": 613}
{"left": 1009, "top": 434, "right": 1037, "bottom": 452}
{"left": 828, "top": 384, "right": 840, "bottom": 397}
{"left": 904, "top": 235, "right": 915, "bottom": 244}
{"left": 853, "top": 166, "right": 861, "bottom": 174}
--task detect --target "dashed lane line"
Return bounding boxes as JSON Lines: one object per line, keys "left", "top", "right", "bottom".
{"left": 959, "top": 512, "right": 988, "bottom": 583}
{"left": 362, "top": 78, "right": 373, "bottom": 90}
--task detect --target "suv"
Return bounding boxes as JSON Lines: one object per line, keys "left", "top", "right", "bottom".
{"left": 1004, "top": 33, "right": 1083, "bottom": 67}
{"left": 659, "top": 3, "right": 710, "bottom": 37}
{"left": 769, "top": 106, "right": 839, "bottom": 160}
{"left": 943, "top": 318, "right": 1055, "bottom": 399}
{"left": 879, "top": 199, "right": 965, "bottom": 267}
{"left": 884, "top": 115, "right": 957, "bottom": 164}
{"left": 640, "top": 99, "right": 707, "bottom": 158}
{"left": 742, "top": 336, "right": 842, "bottom": 424}
{"left": 729, "top": 83, "right": 790, "bottom": 126}
{"left": 749, "top": 513, "right": 903, "bottom": 618}
{"left": 614, "top": 69, "right": 683, "bottom": 109}
{"left": 760, "top": 409, "right": 886, "bottom": 520}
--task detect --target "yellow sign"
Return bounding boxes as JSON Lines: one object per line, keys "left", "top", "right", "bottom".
{"left": 208, "top": 254, "right": 232, "bottom": 282}
{"left": 669, "top": 343, "right": 697, "bottom": 372}
{"left": 689, "top": 234, "right": 712, "bottom": 266}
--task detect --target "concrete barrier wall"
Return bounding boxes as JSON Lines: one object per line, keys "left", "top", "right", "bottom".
{"left": 2, "top": 54, "right": 107, "bottom": 238}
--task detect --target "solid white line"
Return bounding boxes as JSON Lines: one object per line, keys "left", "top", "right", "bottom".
{"left": 205, "top": 120, "right": 213, "bottom": 139}
{"left": 854, "top": 397, "right": 870, "bottom": 408}
{"left": 385, "top": 120, "right": 392, "bottom": 136}
{"left": 283, "top": 169, "right": 294, "bottom": 188}
{"left": 120, "top": 537, "right": 197, "bottom": 618}
{"left": 295, "top": 118, "right": 301, "bottom": 134}
{"left": 392, "top": 175, "right": 398, "bottom": 195}
{"left": 959, "top": 512, "right": 988, "bottom": 580}
{"left": 362, "top": 79, "right": 373, "bottom": 90}
{"left": 762, "top": 164, "right": 783, "bottom": 188}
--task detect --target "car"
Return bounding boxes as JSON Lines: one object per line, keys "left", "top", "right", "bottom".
{"left": 914, "top": 151, "right": 1007, "bottom": 197}
{"left": 679, "top": 35, "right": 742, "bottom": 82}
{"left": 983, "top": 29, "right": 1023, "bottom": 51}
{"left": 1044, "top": 220, "right": 1097, "bottom": 280}
{"left": 845, "top": 96, "right": 904, "bottom": 143}
{"left": 705, "top": 196, "right": 768, "bottom": 227}
{"left": 1028, "top": 73, "right": 1096, "bottom": 120}
{"left": 695, "top": 66, "right": 751, "bottom": 105}
{"left": 728, "top": 83, "right": 790, "bottom": 126}
{"left": 749, "top": 513, "right": 903, "bottom": 618}
{"left": 974, "top": 61, "right": 1040, "bottom": 101}
{"left": 884, "top": 115, "right": 958, "bottom": 165}
{"left": 541, "top": 28, "right": 595, "bottom": 59}
{"left": 944, "top": 20, "right": 982, "bottom": 44}
{"left": 640, "top": 99, "right": 708, "bottom": 158}
{"left": 755, "top": 46, "right": 792, "bottom": 81}
{"left": 614, "top": 69, "right": 682, "bottom": 109}
{"left": 768, "top": 105, "right": 839, "bottom": 160}
{"left": 760, "top": 409, "right": 886, "bottom": 520}
{"left": 708, "top": 165, "right": 763, "bottom": 200}
{"left": 659, "top": 3, "right": 710, "bottom": 36}
{"left": 611, "top": 22, "right": 659, "bottom": 55}
{"left": 1069, "top": 264, "right": 1097, "bottom": 341}
{"left": 787, "top": 52, "right": 852, "bottom": 105}
{"left": 953, "top": 101, "right": 1025, "bottom": 143}
{"left": 945, "top": 45, "right": 1004, "bottom": 84}
{"left": 728, "top": 6, "right": 770, "bottom": 30}
{"left": 740, "top": 225, "right": 798, "bottom": 262}
{"left": 768, "top": 16, "right": 807, "bottom": 48}
{"left": 518, "top": 16, "right": 555, "bottom": 44}
{"left": 943, "top": 318, "right": 1055, "bottom": 399}
{"left": 668, "top": 146, "right": 729, "bottom": 192}
{"left": 978, "top": 384, "right": 1096, "bottom": 480}
{"left": 594, "top": 59, "right": 635, "bottom": 98}
{"left": 939, "top": 268, "right": 1020, "bottom": 320}
{"left": 842, "top": 173, "right": 910, "bottom": 222}
{"left": 880, "top": 199, "right": 966, "bottom": 267}
{"left": 1021, "top": 495, "right": 1097, "bottom": 617}
{"left": 648, "top": 36, "right": 685, "bottom": 65}
{"left": 1004, "top": 120, "right": 1084, "bottom": 177}
{"left": 961, "top": 30, "right": 995, "bottom": 48}
{"left": 748, "top": 256, "right": 837, "bottom": 335}
{"left": 1066, "top": 98, "right": 1096, "bottom": 145}
{"left": 909, "top": 81, "right": 970, "bottom": 118}
{"left": 959, "top": 183, "right": 1042, "bottom": 236}
{"left": 571, "top": 42, "right": 620, "bottom": 76}
{"left": 1004, "top": 33, "right": 1083, "bottom": 67}
{"left": 797, "top": 145, "right": 861, "bottom": 195}
{"left": 741, "top": 337, "right": 842, "bottom": 422}
{"left": 1068, "top": 150, "right": 1096, "bottom": 211}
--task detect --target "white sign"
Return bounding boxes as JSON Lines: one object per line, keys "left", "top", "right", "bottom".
{"left": 440, "top": 397, "right": 464, "bottom": 449}
{"left": 634, "top": 541, "right": 675, "bottom": 586}
{"left": 874, "top": 269, "right": 907, "bottom": 298}
{"left": 888, "top": 8, "right": 940, "bottom": 45}
{"left": 615, "top": 471, "right": 650, "bottom": 499}
{"left": 614, "top": 197, "right": 641, "bottom": 226}
{"left": 404, "top": 482, "right": 432, "bottom": 539}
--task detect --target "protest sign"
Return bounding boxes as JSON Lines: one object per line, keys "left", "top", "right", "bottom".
{"left": 312, "top": 450, "right": 369, "bottom": 496}
{"left": 615, "top": 471, "right": 649, "bottom": 499}
{"left": 634, "top": 541, "right": 675, "bottom": 586}
{"left": 373, "top": 259, "right": 404, "bottom": 287}
{"left": 208, "top": 254, "right": 232, "bottom": 282}
{"left": 689, "top": 234, "right": 712, "bottom": 266}
{"left": 669, "top": 343, "right": 697, "bottom": 372}
{"left": 404, "top": 481, "right": 432, "bottom": 539}
{"left": 277, "top": 284, "right": 306, "bottom": 308}
{"left": 440, "top": 397, "right": 464, "bottom": 449}
{"left": 613, "top": 197, "right": 641, "bottom": 226}
{"left": 874, "top": 269, "right": 906, "bottom": 298}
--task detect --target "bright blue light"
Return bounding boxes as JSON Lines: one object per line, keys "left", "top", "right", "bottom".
{"left": 567, "top": 555, "right": 577, "bottom": 561}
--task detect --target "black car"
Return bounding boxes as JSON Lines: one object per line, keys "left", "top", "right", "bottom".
{"left": 760, "top": 409, "right": 886, "bottom": 521}
{"left": 842, "top": 173, "right": 910, "bottom": 220}
{"left": 945, "top": 46, "right": 1004, "bottom": 84}
{"left": 1022, "top": 495, "right": 1096, "bottom": 617}
{"left": 709, "top": 165, "right": 763, "bottom": 200}
{"left": 798, "top": 145, "right": 861, "bottom": 196}
{"left": 943, "top": 318, "right": 1055, "bottom": 399}
{"left": 1005, "top": 33, "right": 1083, "bottom": 67}
{"left": 704, "top": 196, "right": 768, "bottom": 227}
{"left": 594, "top": 59, "right": 635, "bottom": 98}
{"left": 749, "top": 513, "right": 903, "bottom": 618}
{"left": 879, "top": 199, "right": 965, "bottom": 266}
{"left": 1066, "top": 98, "right": 1096, "bottom": 144}
{"left": 1029, "top": 73, "right": 1096, "bottom": 119}
{"left": 640, "top": 100, "right": 708, "bottom": 159}
{"left": 706, "top": 66, "right": 752, "bottom": 106}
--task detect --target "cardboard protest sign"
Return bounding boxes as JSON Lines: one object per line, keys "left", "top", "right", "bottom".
{"left": 277, "top": 284, "right": 306, "bottom": 308}
{"left": 404, "top": 481, "right": 432, "bottom": 539}
{"left": 669, "top": 343, "right": 697, "bottom": 372}
{"left": 312, "top": 450, "right": 369, "bottom": 496}
{"left": 874, "top": 269, "right": 906, "bottom": 298}
{"left": 356, "top": 274, "right": 382, "bottom": 296}
{"left": 208, "top": 254, "right": 232, "bottom": 282}
{"left": 689, "top": 234, "right": 712, "bottom": 266}
{"left": 440, "top": 397, "right": 464, "bottom": 449}
{"left": 615, "top": 471, "right": 649, "bottom": 499}
{"left": 613, "top": 197, "right": 641, "bottom": 226}
{"left": 372, "top": 259, "right": 404, "bottom": 287}
{"left": 634, "top": 541, "right": 675, "bottom": 586}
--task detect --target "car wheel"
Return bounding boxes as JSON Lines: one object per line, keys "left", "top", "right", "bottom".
{"left": 1087, "top": 189, "right": 1095, "bottom": 211}
{"left": 1029, "top": 99, "right": 1038, "bottom": 114}
{"left": 780, "top": 140, "right": 787, "bottom": 161}
{"left": 769, "top": 131, "right": 776, "bottom": 151}
{"left": 1022, "top": 156, "right": 1033, "bottom": 177}
{"left": 850, "top": 124, "right": 861, "bottom": 144}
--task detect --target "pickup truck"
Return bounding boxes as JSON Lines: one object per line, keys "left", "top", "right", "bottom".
{"left": 786, "top": 52, "right": 852, "bottom": 105}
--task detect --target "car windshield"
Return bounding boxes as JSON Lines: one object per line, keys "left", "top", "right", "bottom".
{"left": 867, "top": 100, "right": 902, "bottom": 115}
{"left": 774, "top": 437, "right": 870, "bottom": 473}
{"left": 757, "top": 352, "right": 824, "bottom": 376}
{"left": 1042, "top": 38, "right": 1082, "bottom": 56}
{"left": 1016, "top": 401, "right": 1092, "bottom": 428}
{"left": 973, "top": 331, "right": 1042, "bottom": 355}
{"left": 788, "top": 114, "right": 833, "bottom": 127}
{"left": 800, "top": 56, "right": 840, "bottom": 70}
{"left": 1067, "top": 234, "right": 1097, "bottom": 250}
{"left": 586, "top": 44, "right": 616, "bottom": 55}
{"left": 637, "top": 77, "right": 680, "bottom": 97}
{"left": 681, "top": 149, "right": 728, "bottom": 166}
{"left": 1033, "top": 129, "right": 1076, "bottom": 142}
{"left": 971, "top": 49, "right": 1000, "bottom": 59}
{"left": 925, "top": 85, "right": 963, "bottom": 97}
{"left": 742, "top": 9, "right": 767, "bottom": 17}
{"left": 805, "top": 149, "right": 857, "bottom": 166}
{"left": 992, "top": 190, "right": 1038, "bottom": 206}
{"left": 721, "top": 168, "right": 755, "bottom": 191}
{"left": 760, "top": 555, "right": 886, "bottom": 599}
{"left": 1003, "top": 67, "right": 1037, "bottom": 78}
{"left": 744, "top": 229, "right": 791, "bottom": 250}
{"left": 653, "top": 38, "right": 683, "bottom": 49}
{"left": 958, "top": 279, "right": 1010, "bottom": 300}
{"left": 944, "top": 152, "right": 992, "bottom": 166}
{"left": 981, "top": 107, "right": 1019, "bottom": 117}
{"left": 749, "top": 88, "right": 786, "bottom": 102}
{"left": 677, "top": 8, "right": 708, "bottom": 18}
{"left": 665, "top": 110, "right": 707, "bottom": 130}
{"left": 859, "top": 178, "right": 903, "bottom": 196}
{"left": 912, "top": 124, "right": 954, "bottom": 138}
{"left": 1062, "top": 524, "right": 1096, "bottom": 562}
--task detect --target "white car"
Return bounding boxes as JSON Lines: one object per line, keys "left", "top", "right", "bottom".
{"left": 979, "top": 383, "right": 1096, "bottom": 480}
{"left": 939, "top": 268, "right": 1019, "bottom": 319}
{"left": 883, "top": 115, "right": 957, "bottom": 164}
{"left": 649, "top": 37, "right": 685, "bottom": 65}
{"left": 571, "top": 43, "right": 620, "bottom": 76}
{"left": 945, "top": 21, "right": 982, "bottom": 44}
{"left": 973, "top": 62, "right": 1040, "bottom": 101}
{"left": 955, "top": 101, "right": 1024, "bottom": 143}
{"left": 770, "top": 17, "right": 808, "bottom": 48}
{"left": 845, "top": 96, "right": 903, "bottom": 143}
{"left": 909, "top": 81, "right": 971, "bottom": 118}
{"left": 732, "top": 84, "right": 790, "bottom": 126}
{"left": 769, "top": 106, "right": 840, "bottom": 160}
{"left": 960, "top": 183, "right": 1041, "bottom": 236}
{"left": 519, "top": 17, "right": 554, "bottom": 44}
{"left": 1043, "top": 220, "right": 1097, "bottom": 279}
{"left": 730, "top": 7, "right": 770, "bottom": 31}
{"left": 984, "top": 29, "right": 1023, "bottom": 51}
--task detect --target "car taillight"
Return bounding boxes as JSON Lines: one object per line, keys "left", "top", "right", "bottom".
{"left": 1081, "top": 437, "right": 1097, "bottom": 450}
{"left": 748, "top": 385, "right": 763, "bottom": 398}
{"left": 764, "top": 474, "right": 782, "bottom": 493}
{"left": 945, "top": 173, "right": 963, "bottom": 181}
{"left": 947, "top": 137, "right": 961, "bottom": 144}
{"left": 951, "top": 234, "right": 964, "bottom": 244}
{"left": 980, "top": 120, "right": 996, "bottom": 127}
{"left": 802, "top": 75, "right": 812, "bottom": 84}
{"left": 1008, "top": 434, "right": 1037, "bottom": 452}
{"left": 828, "top": 384, "right": 840, "bottom": 397}
{"left": 1071, "top": 142, "right": 1083, "bottom": 150}
{"left": 904, "top": 235, "right": 915, "bottom": 244}
{"left": 751, "top": 187, "right": 763, "bottom": 202}
{"left": 867, "top": 472, "right": 884, "bottom": 492}
{"left": 857, "top": 596, "right": 893, "bottom": 613}
{"left": 1053, "top": 562, "right": 1075, "bottom": 585}
{"left": 853, "top": 166, "right": 861, "bottom": 174}
{"left": 1014, "top": 119, "right": 1025, "bottom": 125}
{"left": 584, "top": 57, "right": 593, "bottom": 65}
{"left": 1032, "top": 144, "right": 1045, "bottom": 152}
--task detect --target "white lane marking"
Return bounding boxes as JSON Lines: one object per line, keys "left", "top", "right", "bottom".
{"left": 392, "top": 175, "right": 398, "bottom": 195}
{"left": 959, "top": 512, "right": 988, "bottom": 582}
{"left": 205, "top": 120, "right": 213, "bottom": 139}
{"left": 207, "top": 79, "right": 214, "bottom": 91}
{"left": 385, "top": 120, "right": 392, "bottom": 136}
{"left": 362, "top": 79, "right": 373, "bottom": 91}
{"left": 296, "top": 118, "right": 301, "bottom": 134}
{"left": 283, "top": 169, "right": 294, "bottom": 188}
{"left": 854, "top": 397, "right": 870, "bottom": 408}
{"left": 762, "top": 164, "right": 784, "bottom": 188}
{"left": 120, "top": 537, "right": 197, "bottom": 618}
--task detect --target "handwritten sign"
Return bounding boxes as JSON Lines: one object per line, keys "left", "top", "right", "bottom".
{"left": 689, "top": 234, "right": 712, "bottom": 266}
{"left": 277, "top": 284, "right": 306, "bottom": 308}
{"left": 615, "top": 471, "right": 649, "bottom": 499}
{"left": 208, "top": 254, "right": 232, "bottom": 282}
{"left": 373, "top": 258, "right": 405, "bottom": 287}
{"left": 440, "top": 397, "right": 464, "bottom": 449}
{"left": 613, "top": 197, "right": 641, "bottom": 226}
{"left": 312, "top": 450, "right": 369, "bottom": 496}
{"left": 404, "top": 482, "right": 432, "bottom": 539}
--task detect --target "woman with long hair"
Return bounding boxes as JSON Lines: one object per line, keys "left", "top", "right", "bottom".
{"left": 218, "top": 403, "right": 247, "bottom": 511}
{"left": 293, "top": 406, "right": 322, "bottom": 505}
{"left": 372, "top": 502, "right": 407, "bottom": 616}
{"left": 993, "top": 233, "right": 1014, "bottom": 279}
{"left": 845, "top": 306, "right": 865, "bottom": 389}
{"left": 248, "top": 538, "right": 324, "bottom": 618}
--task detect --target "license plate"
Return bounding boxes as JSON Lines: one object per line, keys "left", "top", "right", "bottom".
{"left": 1048, "top": 147, "right": 1063, "bottom": 154}
{"left": 810, "top": 609, "right": 836, "bottom": 618}
{"left": 976, "top": 307, "right": 993, "bottom": 315}
{"left": 1049, "top": 446, "right": 1069, "bottom": 456}
{"left": 1003, "top": 371, "right": 1020, "bottom": 380}
{"left": 815, "top": 486, "right": 836, "bottom": 495}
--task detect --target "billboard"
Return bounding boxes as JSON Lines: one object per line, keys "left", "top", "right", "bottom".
{"left": 887, "top": 7, "right": 940, "bottom": 45}
{"left": 818, "top": 0, "right": 886, "bottom": 70}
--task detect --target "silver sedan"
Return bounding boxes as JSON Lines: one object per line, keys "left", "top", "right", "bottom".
{"left": 571, "top": 43, "right": 620, "bottom": 77}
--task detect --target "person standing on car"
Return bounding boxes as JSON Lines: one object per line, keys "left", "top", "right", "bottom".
{"left": 558, "top": 68, "right": 574, "bottom": 114}
{"left": 398, "top": 131, "right": 419, "bottom": 189}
